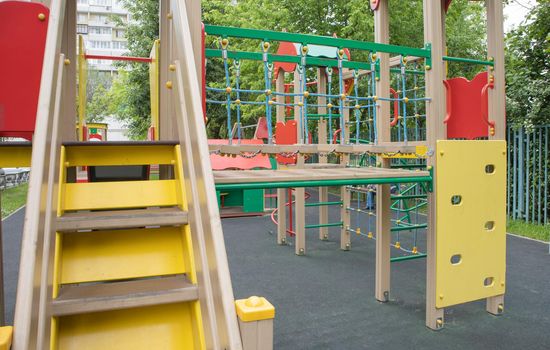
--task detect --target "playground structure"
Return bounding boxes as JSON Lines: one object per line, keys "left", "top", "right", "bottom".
{"left": 0, "top": 0, "right": 509, "bottom": 349}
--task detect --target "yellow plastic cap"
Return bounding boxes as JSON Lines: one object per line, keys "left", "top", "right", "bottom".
{"left": 235, "top": 296, "right": 275, "bottom": 322}
{"left": 0, "top": 326, "right": 13, "bottom": 350}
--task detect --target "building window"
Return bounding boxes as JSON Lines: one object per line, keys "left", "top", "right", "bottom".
{"left": 89, "top": 41, "right": 111, "bottom": 49}
{"left": 114, "top": 29, "right": 125, "bottom": 38}
{"left": 77, "top": 14, "right": 87, "bottom": 22}
{"left": 112, "top": 41, "right": 127, "bottom": 50}
{"left": 77, "top": 0, "right": 88, "bottom": 4}
{"left": 77, "top": 24, "right": 88, "bottom": 34}
{"left": 89, "top": 26, "right": 112, "bottom": 35}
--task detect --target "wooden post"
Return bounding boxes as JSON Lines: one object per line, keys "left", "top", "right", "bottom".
{"left": 486, "top": 0, "right": 506, "bottom": 315}
{"left": 0, "top": 194, "right": 4, "bottom": 326}
{"left": 293, "top": 69, "right": 306, "bottom": 255}
{"left": 159, "top": 0, "right": 175, "bottom": 181}
{"left": 276, "top": 70, "right": 287, "bottom": 245}
{"left": 340, "top": 186, "right": 351, "bottom": 250}
{"left": 423, "top": 0, "right": 447, "bottom": 330}
{"left": 374, "top": 0, "right": 392, "bottom": 303}
{"left": 317, "top": 69, "right": 329, "bottom": 240}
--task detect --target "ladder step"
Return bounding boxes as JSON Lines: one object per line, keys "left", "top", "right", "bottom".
{"left": 56, "top": 207, "right": 188, "bottom": 232}
{"left": 63, "top": 141, "right": 179, "bottom": 167}
{"left": 52, "top": 275, "right": 198, "bottom": 317}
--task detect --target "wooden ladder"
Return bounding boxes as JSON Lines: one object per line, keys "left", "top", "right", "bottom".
{"left": 44, "top": 142, "right": 205, "bottom": 348}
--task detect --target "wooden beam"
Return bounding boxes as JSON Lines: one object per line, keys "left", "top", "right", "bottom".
{"left": 317, "top": 69, "right": 329, "bottom": 240}
{"left": 485, "top": 0, "right": 506, "bottom": 315}
{"left": 423, "top": 0, "right": 447, "bottom": 330}
{"left": 487, "top": 0, "right": 506, "bottom": 140}
{"left": 374, "top": 0, "right": 392, "bottom": 303}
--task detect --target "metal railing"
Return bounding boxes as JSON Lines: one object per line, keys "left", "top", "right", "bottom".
{"left": 507, "top": 125, "right": 549, "bottom": 225}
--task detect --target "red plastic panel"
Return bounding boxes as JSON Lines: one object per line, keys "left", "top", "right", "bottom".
{"left": 209, "top": 139, "right": 272, "bottom": 170}
{"left": 444, "top": 72, "right": 493, "bottom": 140}
{"left": 0, "top": 1, "right": 49, "bottom": 140}
{"left": 275, "top": 121, "right": 297, "bottom": 165}
{"left": 274, "top": 42, "right": 297, "bottom": 77}
{"left": 254, "top": 117, "right": 269, "bottom": 139}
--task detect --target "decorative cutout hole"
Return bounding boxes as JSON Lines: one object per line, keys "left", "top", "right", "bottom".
{"left": 450, "top": 254, "right": 462, "bottom": 265}
{"left": 451, "top": 195, "right": 462, "bottom": 205}
{"left": 484, "top": 221, "right": 495, "bottom": 231}
{"left": 484, "top": 277, "right": 494, "bottom": 287}
{"left": 485, "top": 164, "right": 495, "bottom": 174}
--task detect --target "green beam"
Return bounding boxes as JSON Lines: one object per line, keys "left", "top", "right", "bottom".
{"left": 305, "top": 222, "right": 343, "bottom": 229}
{"left": 204, "top": 25, "right": 431, "bottom": 58}
{"left": 390, "top": 253, "right": 427, "bottom": 262}
{"left": 391, "top": 194, "right": 427, "bottom": 200}
{"left": 205, "top": 48, "right": 372, "bottom": 70}
{"left": 215, "top": 176, "right": 432, "bottom": 191}
{"left": 443, "top": 56, "right": 494, "bottom": 67}
{"left": 305, "top": 201, "right": 343, "bottom": 207}
{"left": 390, "top": 223, "right": 428, "bottom": 232}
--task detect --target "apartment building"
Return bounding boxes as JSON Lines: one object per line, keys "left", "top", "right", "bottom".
{"left": 76, "top": 0, "right": 130, "bottom": 72}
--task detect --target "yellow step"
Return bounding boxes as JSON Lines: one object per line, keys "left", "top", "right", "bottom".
{"left": 52, "top": 275, "right": 197, "bottom": 316}
{"left": 56, "top": 207, "right": 188, "bottom": 232}
{"left": 56, "top": 226, "right": 190, "bottom": 284}
{"left": 0, "top": 142, "right": 32, "bottom": 167}
{"left": 55, "top": 302, "right": 203, "bottom": 350}
{"left": 62, "top": 180, "right": 179, "bottom": 211}
{"left": 63, "top": 141, "right": 179, "bottom": 166}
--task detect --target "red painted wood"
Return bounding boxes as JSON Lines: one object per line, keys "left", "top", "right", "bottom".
{"left": 0, "top": 1, "right": 49, "bottom": 140}
{"left": 444, "top": 71, "right": 492, "bottom": 140}
{"left": 275, "top": 121, "right": 298, "bottom": 165}
{"left": 445, "top": 0, "right": 453, "bottom": 12}
{"left": 209, "top": 139, "right": 272, "bottom": 170}
{"left": 370, "top": 0, "right": 380, "bottom": 10}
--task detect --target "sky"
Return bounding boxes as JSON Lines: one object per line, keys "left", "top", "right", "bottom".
{"left": 504, "top": 0, "right": 536, "bottom": 32}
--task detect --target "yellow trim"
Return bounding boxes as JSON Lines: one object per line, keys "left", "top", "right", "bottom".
{"left": 0, "top": 146, "right": 32, "bottom": 167}
{"left": 63, "top": 180, "right": 178, "bottom": 211}
{"left": 64, "top": 145, "right": 176, "bottom": 166}
{"left": 435, "top": 140, "right": 506, "bottom": 308}
{"left": 0, "top": 326, "right": 13, "bottom": 350}
{"left": 235, "top": 296, "right": 275, "bottom": 322}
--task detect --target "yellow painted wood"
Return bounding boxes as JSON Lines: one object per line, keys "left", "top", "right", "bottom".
{"left": 435, "top": 140, "right": 506, "bottom": 308}
{"left": 0, "top": 326, "right": 13, "bottom": 350}
{"left": 55, "top": 302, "right": 203, "bottom": 350}
{"left": 0, "top": 146, "right": 32, "bottom": 167}
{"left": 57, "top": 147, "right": 67, "bottom": 216}
{"left": 64, "top": 145, "right": 176, "bottom": 166}
{"left": 63, "top": 180, "right": 178, "bottom": 210}
{"left": 59, "top": 227, "right": 187, "bottom": 284}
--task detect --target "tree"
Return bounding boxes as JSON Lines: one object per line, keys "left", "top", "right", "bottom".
{"left": 506, "top": 0, "right": 550, "bottom": 128}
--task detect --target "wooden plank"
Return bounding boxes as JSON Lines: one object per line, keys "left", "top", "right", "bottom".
{"left": 208, "top": 143, "right": 424, "bottom": 156}
{"left": 56, "top": 207, "right": 189, "bottom": 232}
{"left": 63, "top": 180, "right": 179, "bottom": 211}
{"left": 214, "top": 167, "right": 429, "bottom": 184}
{"left": 52, "top": 275, "right": 198, "bottom": 316}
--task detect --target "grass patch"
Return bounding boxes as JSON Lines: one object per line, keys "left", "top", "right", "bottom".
{"left": 507, "top": 219, "right": 550, "bottom": 242}
{"left": 1, "top": 184, "right": 28, "bottom": 219}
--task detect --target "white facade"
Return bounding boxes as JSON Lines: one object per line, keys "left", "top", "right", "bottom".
{"left": 76, "top": 0, "right": 130, "bottom": 72}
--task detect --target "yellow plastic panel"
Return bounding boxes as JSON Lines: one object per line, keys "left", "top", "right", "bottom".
{"left": 63, "top": 180, "right": 178, "bottom": 211}
{"left": 435, "top": 140, "right": 506, "bottom": 308}
{"left": 58, "top": 227, "right": 187, "bottom": 284}
{"left": 0, "top": 146, "right": 32, "bottom": 167}
{"left": 64, "top": 145, "right": 176, "bottom": 166}
{"left": 55, "top": 302, "right": 204, "bottom": 350}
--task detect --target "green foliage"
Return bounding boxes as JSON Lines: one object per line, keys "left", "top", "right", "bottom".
{"left": 507, "top": 219, "right": 550, "bottom": 242}
{"left": 85, "top": 69, "right": 112, "bottom": 122}
{"left": 506, "top": 0, "right": 550, "bottom": 128}
{"left": 109, "top": 0, "right": 159, "bottom": 140}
